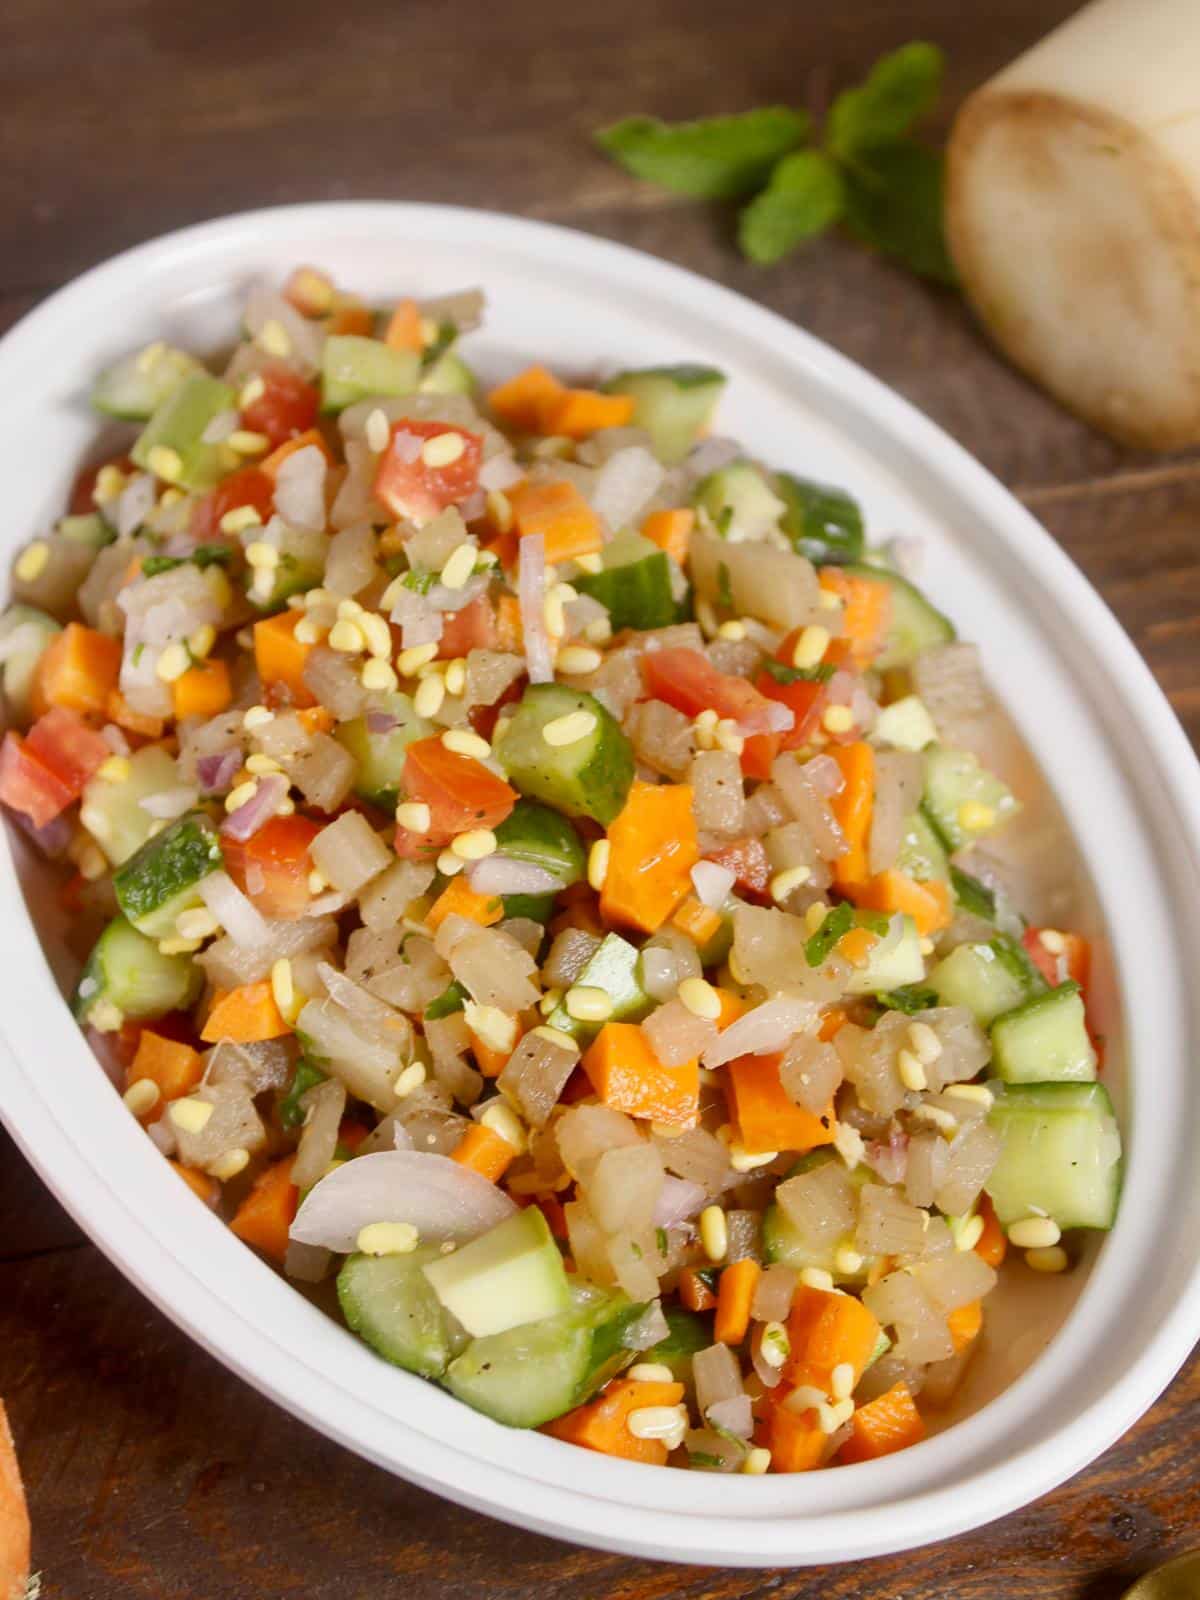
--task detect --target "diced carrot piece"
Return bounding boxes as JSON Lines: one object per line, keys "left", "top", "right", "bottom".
{"left": 679, "top": 1267, "right": 717, "bottom": 1313}
{"left": 819, "top": 1005, "right": 849, "bottom": 1041}
{"left": 757, "top": 1395, "right": 827, "bottom": 1472}
{"left": 253, "top": 610, "right": 316, "bottom": 706}
{"left": 508, "top": 480, "right": 606, "bottom": 564}
{"left": 837, "top": 925, "right": 880, "bottom": 968}
{"left": 259, "top": 427, "right": 333, "bottom": 483}
{"left": 230, "top": 1157, "right": 298, "bottom": 1264}
{"left": 171, "top": 657, "right": 232, "bottom": 720}
{"left": 545, "top": 389, "right": 636, "bottom": 439}
{"left": 581, "top": 1022, "right": 699, "bottom": 1128}
{"left": 671, "top": 894, "right": 723, "bottom": 947}
{"left": 488, "top": 365, "right": 567, "bottom": 433}
{"left": 426, "top": 876, "right": 504, "bottom": 933}
{"left": 383, "top": 298, "right": 425, "bottom": 353}
{"left": 828, "top": 741, "right": 875, "bottom": 892}
{"left": 468, "top": 1022, "right": 521, "bottom": 1080}
{"left": 837, "top": 1381, "right": 926, "bottom": 1464}
{"left": 714, "top": 988, "right": 748, "bottom": 1030}
{"left": 947, "top": 1299, "right": 983, "bottom": 1354}
{"left": 783, "top": 1284, "right": 882, "bottom": 1396}
{"left": 326, "top": 301, "right": 373, "bottom": 336}
{"left": 600, "top": 780, "right": 699, "bottom": 935}
{"left": 31, "top": 621, "right": 121, "bottom": 719}
{"left": 0, "top": 1400, "right": 30, "bottom": 1600}
{"left": 642, "top": 508, "right": 694, "bottom": 566}
{"left": 974, "top": 1196, "right": 1008, "bottom": 1268}
{"left": 104, "top": 689, "right": 165, "bottom": 740}
{"left": 818, "top": 568, "right": 892, "bottom": 670}
{"left": 725, "top": 1052, "right": 836, "bottom": 1156}
{"left": 127, "top": 1030, "right": 204, "bottom": 1103}
{"left": 201, "top": 981, "right": 290, "bottom": 1044}
{"left": 451, "top": 1123, "right": 517, "bottom": 1183}
{"left": 852, "top": 870, "right": 953, "bottom": 937}
{"left": 168, "top": 1161, "right": 220, "bottom": 1207}
{"left": 1023, "top": 926, "right": 1091, "bottom": 991}
{"left": 542, "top": 1377, "right": 684, "bottom": 1465}
{"left": 714, "top": 1258, "right": 761, "bottom": 1346}
{"left": 295, "top": 706, "right": 335, "bottom": 736}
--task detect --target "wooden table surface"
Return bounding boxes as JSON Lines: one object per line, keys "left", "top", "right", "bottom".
{"left": 2, "top": 0, "right": 1198, "bottom": 1593}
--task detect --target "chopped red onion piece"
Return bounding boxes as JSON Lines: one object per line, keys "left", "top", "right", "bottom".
{"left": 116, "top": 472, "right": 157, "bottom": 537}
{"left": 197, "top": 749, "right": 242, "bottom": 794}
{"left": 289, "top": 1150, "right": 515, "bottom": 1251}
{"left": 865, "top": 1128, "right": 910, "bottom": 1185}
{"left": 221, "top": 773, "right": 289, "bottom": 841}
{"left": 139, "top": 786, "right": 198, "bottom": 821}
{"left": 13, "top": 807, "right": 73, "bottom": 859}
{"left": 706, "top": 1395, "right": 754, "bottom": 1438}
{"left": 199, "top": 869, "right": 272, "bottom": 947}
{"left": 685, "top": 437, "right": 742, "bottom": 481}
{"left": 365, "top": 710, "right": 400, "bottom": 736}
{"left": 518, "top": 531, "right": 553, "bottom": 684}
{"left": 703, "top": 999, "right": 816, "bottom": 1067}
{"left": 801, "top": 754, "right": 845, "bottom": 796}
{"left": 652, "top": 1175, "right": 706, "bottom": 1227}
{"left": 690, "top": 859, "right": 735, "bottom": 909}
{"left": 274, "top": 444, "right": 328, "bottom": 532}
{"left": 86, "top": 1027, "right": 125, "bottom": 1088}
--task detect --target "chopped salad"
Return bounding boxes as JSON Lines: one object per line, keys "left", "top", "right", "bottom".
{"left": 0, "top": 267, "right": 1122, "bottom": 1473}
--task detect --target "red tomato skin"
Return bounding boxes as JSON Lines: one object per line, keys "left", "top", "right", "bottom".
{"left": 222, "top": 814, "right": 322, "bottom": 920}
{"left": 704, "top": 836, "right": 772, "bottom": 900}
{"left": 394, "top": 737, "right": 516, "bottom": 857}
{"left": 1023, "top": 927, "right": 1090, "bottom": 991}
{"left": 0, "top": 732, "right": 74, "bottom": 827}
{"left": 438, "top": 593, "right": 498, "bottom": 660}
{"left": 374, "top": 420, "right": 483, "bottom": 521}
{"left": 189, "top": 466, "right": 275, "bottom": 544}
{"left": 26, "top": 709, "right": 110, "bottom": 793}
{"left": 240, "top": 363, "right": 319, "bottom": 448}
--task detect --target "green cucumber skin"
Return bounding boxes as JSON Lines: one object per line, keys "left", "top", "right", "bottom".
{"left": 337, "top": 1247, "right": 465, "bottom": 1379}
{"left": 494, "top": 684, "right": 634, "bottom": 826}
{"left": 92, "top": 345, "right": 201, "bottom": 421}
{"left": 574, "top": 552, "right": 679, "bottom": 631}
{"left": 73, "top": 915, "right": 201, "bottom": 1023}
{"left": 131, "top": 373, "right": 238, "bottom": 492}
{"left": 604, "top": 366, "right": 726, "bottom": 465}
{"left": 895, "top": 809, "right": 950, "bottom": 885}
{"left": 0, "top": 606, "right": 61, "bottom": 724}
{"left": 985, "top": 1082, "right": 1122, "bottom": 1230}
{"left": 545, "top": 932, "right": 650, "bottom": 1042}
{"left": 648, "top": 1307, "right": 711, "bottom": 1380}
{"left": 492, "top": 799, "right": 585, "bottom": 886}
{"left": 774, "top": 473, "right": 864, "bottom": 566}
{"left": 928, "top": 939, "right": 1038, "bottom": 1027}
{"left": 922, "top": 746, "right": 1019, "bottom": 851}
{"left": 336, "top": 694, "right": 434, "bottom": 810}
{"left": 842, "top": 563, "right": 955, "bottom": 670}
{"left": 989, "top": 982, "right": 1097, "bottom": 1084}
{"left": 113, "top": 813, "right": 223, "bottom": 936}
{"left": 320, "top": 336, "right": 420, "bottom": 412}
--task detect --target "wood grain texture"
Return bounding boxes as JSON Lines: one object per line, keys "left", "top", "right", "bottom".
{"left": 1, "top": 0, "right": 1197, "bottom": 1592}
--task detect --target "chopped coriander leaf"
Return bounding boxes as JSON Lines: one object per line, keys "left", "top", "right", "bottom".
{"left": 805, "top": 901, "right": 854, "bottom": 966}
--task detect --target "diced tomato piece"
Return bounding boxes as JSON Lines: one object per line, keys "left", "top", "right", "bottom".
{"left": 189, "top": 465, "right": 276, "bottom": 544}
{"left": 374, "top": 419, "right": 482, "bottom": 522}
{"left": 438, "top": 592, "right": 498, "bottom": 660}
{"left": 68, "top": 453, "right": 134, "bottom": 516}
{"left": 29, "top": 706, "right": 109, "bottom": 788}
{"left": 755, "top": 628, "right": 831, "bottom": 754}
{"left": 0, "top": 732, "right": 74, "bottom": 827}
{"left": 240, "top": 362, "right": 320, "bottom": 449}
{"left": 705, "top": 836, "right": 772, "bottom": 899}
{"left": 222, "top": 814, "right": 322, "bottom": 920}
{"left": 641, "top": 646, "right": 785, "bottom": 780}
{"left": 395, "top": 737, "right": 517, "bottom": 858}
{"left": 1023, "top": 927, "right": 1090, "bottom": 992}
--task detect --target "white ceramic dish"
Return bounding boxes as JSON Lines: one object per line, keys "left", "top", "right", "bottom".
{"left": 0, "top": 202, "right": 1198, "bottom": 1567}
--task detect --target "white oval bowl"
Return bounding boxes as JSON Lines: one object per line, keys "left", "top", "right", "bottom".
{"left": 0, "top": 203, "right": 1198, "bottom": 1568}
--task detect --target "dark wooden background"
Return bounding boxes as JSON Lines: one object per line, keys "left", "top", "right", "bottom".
{"left": 2, "top": 0, "right": 1197, "bottom": 1594}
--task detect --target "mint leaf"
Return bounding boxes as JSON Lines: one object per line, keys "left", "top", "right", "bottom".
{"left": 596, "top": 108, "right": 809, "bottom": 200}
{"left": 841, "top": 141, "right": 957, "bottom": 285}
{"left": 876, "top": 984, "right": 939, "bottom": 1016}
{"left": 738, "top": 150, "right": 844, "bottom": 265}
{"left": 828, "top": 42, "right": 944, "bottom": 161}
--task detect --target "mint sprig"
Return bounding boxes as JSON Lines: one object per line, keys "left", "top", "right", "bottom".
{"left": 596, "top": 42, "right": 956, "bottom": 284}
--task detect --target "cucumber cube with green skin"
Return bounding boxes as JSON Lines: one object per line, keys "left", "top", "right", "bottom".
{"left": 0, "top": 606, "right": 60, "bottom": 724}
{"left": 647, "top": 1306, "right": 711, "bottom": 1381}
{"left": 131, "top": 373, "right": 238, "bottom": 492}
{"left": 762, "top": 1150, "right": 877, "bottom": 1281}
{"left": 990, "top": 982, "right": 1097, "bottom": 1084}
{"left": 338, "top": 1245, "right": 467, "bottom": 1379}
{"left": 603, "top": 364, "right": 726, "bottom": 465}
{"left": 336, "top": 692, "right": 435, "bottom": 810}
{"left": 895, "top": 809, "right": 950, "bottom": 885}
{"left": 73, "top": 915, "right": 202, "bottom": 1025}
{"left": 500, "top": 893, "right": 556, "bottom": 925}
{"left": 775, "top": 473, "right": 864, "bottom": 566}
{"left": 985, "top": 1082, "right": 1122, "bottom": 1230}
{"left": 928, "top": 937, "right": 1043, "bottom": 1027}
{"left": 492, "top": 799, "right": 586, "bottom": 887}
{"left": 442, "top": 1282, "right": 647, "bottom": 1428}
{"left": 493, "top": 683, "right": 634, "bottom": 826}
{"left": 55, "top": 513, "right": 114, "bottom": 549}
{"left": 842, "top": 564, "right": 955, "bottom": 671}
{"left": 950, "top": 865, "right": 997, "bottom": 921}
{"left": 113, "top": 812, "right": 224, "bottom": 939}
{"left": 841, "top": 913, "right": 926, "bottom": 996}
{"left": 80, "top": 745, "right": 184, "bottom": 866}
{"left": 419, "top": 350, "right": 475, "bottom": 395}
{"left": 544, "top": 932, "right": 651, "bottom": 1042}
{"left": 92, "top": 344, "right": 203, "bottom": 421}
{"left": 320, "top": 336, "right": 420, "bottom": 412}
{"left": 693, "top": 461, "right": 786, "bottom": 543}
{"left": 922, "top": 746, "right": 1019, "bottom": 851}
{"left": 279, "top": 1056, "right": 329, "bottom": 1129}
{"left": 574, "top": 531, "right": 680, "bottom": 631}
{"left": 245, "top": 528, "right": 329, "bottom": 613}
{"left": 873, "top": 694, "right": 938, "bottom": 753}
{"left": 421, "top": 1205, "right": 570, "bottom": 1339}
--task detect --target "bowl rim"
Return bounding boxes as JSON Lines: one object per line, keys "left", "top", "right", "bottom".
{"left": 1, "top": 200, "right": 1198, "bottom": 1567}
